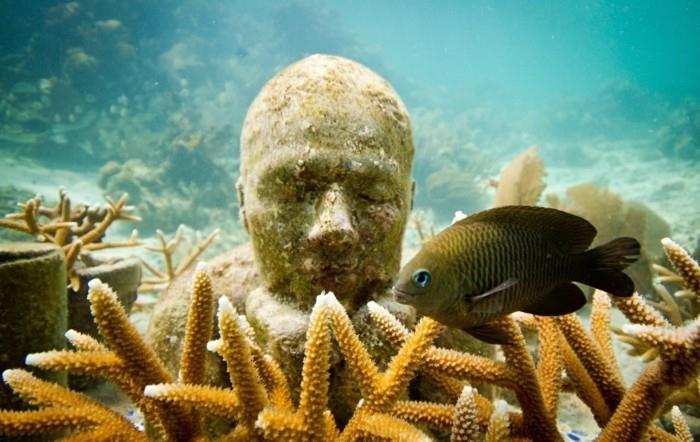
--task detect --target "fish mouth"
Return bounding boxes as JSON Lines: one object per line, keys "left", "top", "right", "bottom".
{"left": 392, "top": 287, "right": 414, "bottom": 305}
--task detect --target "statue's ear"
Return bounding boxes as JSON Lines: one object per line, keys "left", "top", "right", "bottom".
{"left": 236, "top": 177, "right": 249, "bottom": 232}
{"left": 410, "top": 180, "right": 416, "bottom": 211}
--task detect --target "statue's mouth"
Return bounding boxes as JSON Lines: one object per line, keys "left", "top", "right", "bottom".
{"left": 304, "top": 254, "right": 358, "bottom": 276}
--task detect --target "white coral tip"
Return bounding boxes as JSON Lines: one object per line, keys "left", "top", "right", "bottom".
{"left": 64, "top": 329, "right": 81, "bottom": 341}
{"left": 366, "top": 301, "right": 382, "bottom": 314}
{"left": 461, "top": 385, "right": 474, "bottom": 397}
{"left": 195, "top": 261, "right": 208, "bottom": 274}
{"left": 143, "top": 384, "right": 168, "bottom": 397}
{"left": 87, "top": 278, "right": 104, "bottom": 290}
{"left": 672, "top": 405, "right": 682, "bottom": 417}
{"left": 3, "top": 369, "right": 25, "bottom": 383}
{"left": 661, "top": 237, "right": 677, "bottom": 248}
{"left": 493, "top": 399, "right": 509, "bottom": 415}
{"left": 317, "top": 291, "right": 342, "bottom": 310}
{"left": 236, "top": 314, "right": 247, "bottom": 324}
{"left": 207, "top": 339, "right": 222, "bottom": 352}
{"left": 24, "top": 353, "right": 43, "bottom": 366}
{"left": 218, "top": 296, "right": 234, "bottom": 315}
{"left": 315, "top": 291, "right": 331, "bottom": 308}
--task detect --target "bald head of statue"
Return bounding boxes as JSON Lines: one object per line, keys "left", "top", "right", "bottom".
{"left": 237, "top": 54, "right": 415, "bottom": 310}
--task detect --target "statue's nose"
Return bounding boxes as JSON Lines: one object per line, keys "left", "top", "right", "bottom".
{"left": 307, "top": 185, "right": 359, "bottom": 246}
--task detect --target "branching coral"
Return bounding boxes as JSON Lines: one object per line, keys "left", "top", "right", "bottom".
{"left": 0, "top": 188, "right": 141, "bottom": 289}
{"left": 139, "top": 225, "right": 219, "bottom": 293}
{"left": 1, "top": 237, "right": 699, "bottom": 441}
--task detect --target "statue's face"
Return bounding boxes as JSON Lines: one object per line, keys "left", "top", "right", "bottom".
{"left": 239, "top": 55, "right": 414, "bottom": 309}
{"left": 241, "top": 135, "right": 412, "bottom": 309}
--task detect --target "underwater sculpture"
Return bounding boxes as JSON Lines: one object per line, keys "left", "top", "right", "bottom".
{"left": 394, "top": 205, "right": 641, "bottom": 344}
{"left": 3, "top": 53, "right": 698, "bottom": 440}
{"left": 235, "top": 53, "right": 414, "bottom": 310}
{"left": 146, "top": 53, "right": 418, "bottom": 417}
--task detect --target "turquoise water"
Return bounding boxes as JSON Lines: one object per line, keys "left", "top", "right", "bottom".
{"left": 0, "top": 2, "right": 699, "bottom": 440}
{"left": 0, "top": 0, "right": 698, "bottom": 224}
{"left": 0, "top": 0, "right": 698, "bottom": 235}
{"left": 336, "top": 1, "right": 700, "bottom": 106}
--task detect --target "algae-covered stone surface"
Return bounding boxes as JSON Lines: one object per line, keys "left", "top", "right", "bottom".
{"left": 0, "top": 242, "right": 67, "bottom": 409}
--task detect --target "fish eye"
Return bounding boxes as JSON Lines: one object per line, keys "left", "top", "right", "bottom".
{"left": 411, "top": 269, "right": 431, "bottom": 288}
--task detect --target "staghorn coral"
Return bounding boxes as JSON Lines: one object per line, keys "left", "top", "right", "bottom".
{"left": 368, "top": 240, "right": 700, "bottom": 440}
{"left": 0, "top": 188, "right": 141, "bottom": 290}
{"left": 0, "top": 268, "right": 441, "bottom": 440}
{"left": 2, "top": 238, "right": 700, "bottom": 441}
{"left": 139, "top": 225, "right": 219, "bottom": 293}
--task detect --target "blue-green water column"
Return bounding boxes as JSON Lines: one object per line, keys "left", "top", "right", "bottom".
{"left": 0, "top": 242, "right": 67, "bottom": 409}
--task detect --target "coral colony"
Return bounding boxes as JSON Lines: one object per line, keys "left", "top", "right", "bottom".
{"left": 0, "top": 238, "right": 698, "bottom": 441}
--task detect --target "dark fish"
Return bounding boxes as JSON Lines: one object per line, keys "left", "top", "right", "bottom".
{"left": 392, "top": 206, "right": 640, "bottom": 344}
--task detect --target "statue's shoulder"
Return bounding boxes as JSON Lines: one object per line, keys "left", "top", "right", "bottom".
{"left": 154, "top": 241, "right": 260, "bottom": 311}
{"left": 145, "top": 242, "right": 261, "bottom": 375}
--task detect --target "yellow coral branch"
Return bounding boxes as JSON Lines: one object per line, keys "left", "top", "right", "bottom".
{"left": 450, "top": 386, "right": 481, "bottom": 442}
{"left": 556, "top": 313, "right": 626, "bottom": 413}
{"left": 391, "top": 400, "right": 455, "bottom": 430}
{"left": 340, "top": 408, "right": 432, "bottom": 442}
{"left": 367, "top": 301, "right": 513, "bottom": 388}
{"left": 144, "top": 384, "right": 241, "bottom": 421}
{"left": 598, "top": 318, "right": 700, "bottom": 442}
{"left": 484, "top": 400, "right": 510, "bottom": 442}
{"left": 87, "top": 279, "right": 173, "bottom": 386}
{"left": 208, "top": 296, "right": 267, "bottom": 429}
{"left": 1, "top": 369, "right": 143, "bottom": 439}
{"left": 614, "top": 293, "right": 671, "bottom": 327}
{"left": 496, "top": 317, "right": 560, "bottom": 441}
{"left": 329, "top": 296, "right": 441, "bottom": 413}
{"left": 671, "top": 406, "right": 693, "bottom": 442}
{"left": 0, "top": 407, "right": 98, "bottom": 437}
{"left": 559, "top": 335, "right": 611, "bottom": 426}
{"left": 536, "top": 317, "right": 563, "bottom": 418}
{"left": 178, "top": 263, "right": 215, "bottom": 385}
{"left": 25, "top": 349, "right": 124, "bottom": 377}
{"left": 590, "top": 290, "right": 619, "bottom": 372}
{"left": 87, "top": 279, "right": 196, "bottom": 440}
{"left": 662, "top": 238, "right": 700, "bottom": 298}
{"left": 295, "top": 292, "right": 333, "bottom": 439}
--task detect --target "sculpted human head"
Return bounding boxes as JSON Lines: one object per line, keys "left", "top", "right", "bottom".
{"left": 238, "top": 54, "right": 415, "bottom": 309}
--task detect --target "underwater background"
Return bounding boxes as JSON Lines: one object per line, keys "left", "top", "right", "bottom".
{"left": 1, "top": 0, "right": 698, "bottom": 246}
{"left": 0, "top": 1, "right": 699, "bottom": 440}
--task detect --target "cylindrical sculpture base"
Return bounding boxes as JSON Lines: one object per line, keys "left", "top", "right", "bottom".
{"left": 0, "top": 242, "right": 67, "bottom": 410}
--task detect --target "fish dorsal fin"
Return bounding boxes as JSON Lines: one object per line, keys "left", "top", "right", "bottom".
{"left": 522, "top": 282, "right": 587, "bottom": 316}
{"left": 457, "top": 206, "right": 596, "bottom": 254}
{"left": 466, "top": 277, "right": 519, "bottom": 303}
{"left": 463, "top": 323, "right": 513, "bottom": 345}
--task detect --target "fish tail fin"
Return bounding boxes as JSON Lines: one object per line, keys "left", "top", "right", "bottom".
{"left": 578, "top": 237, "right": 640, "bottom": 296}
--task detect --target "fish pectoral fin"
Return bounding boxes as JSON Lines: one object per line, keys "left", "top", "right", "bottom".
{"left": 467, "top": 277, "right": 519, "bottom": 303}
{"left": 522, "top": 282, "right": 587, "bottom": 316}
{"left": 463, "top": 323, "right": 514, "bottom": 345}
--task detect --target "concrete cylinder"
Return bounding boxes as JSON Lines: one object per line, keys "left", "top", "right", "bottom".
{"left": 0, "top": 242, "right": 67, "bottom": 409}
